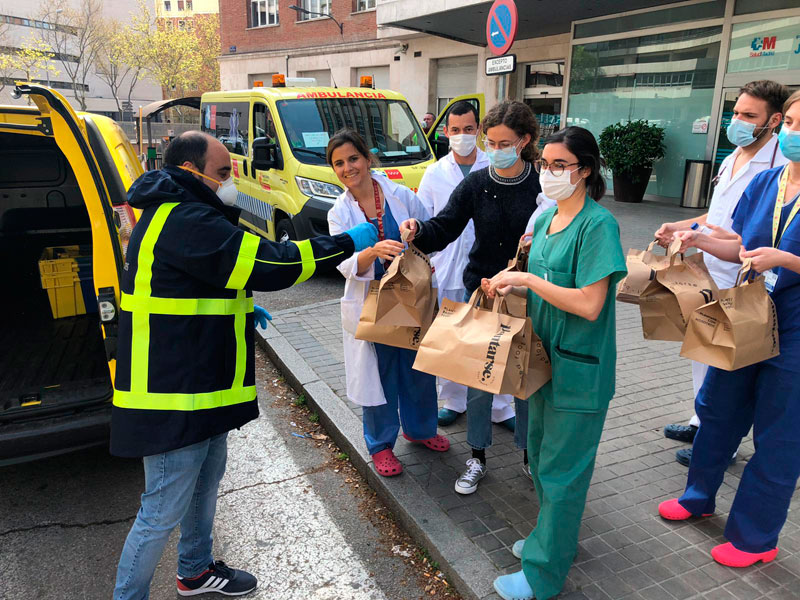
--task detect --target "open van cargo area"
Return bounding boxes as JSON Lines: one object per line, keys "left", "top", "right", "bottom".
{"left": 0, "top": 132, "right": 111, "bottom": 423}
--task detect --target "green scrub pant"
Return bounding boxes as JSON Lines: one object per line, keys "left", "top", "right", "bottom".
{"left": 521, "top": 384, "right": 609, "bottom": 600}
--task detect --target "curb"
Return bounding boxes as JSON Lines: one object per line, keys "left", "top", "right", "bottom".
{"left": 256, "top": 324, "right": 503, "bottom": 600}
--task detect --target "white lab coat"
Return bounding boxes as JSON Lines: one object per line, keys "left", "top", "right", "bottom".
{"left": 417, "top": 150, "right": 489, "bottom": 292}
{"left": 327, "top": 173, "right": 431, "bottom": 407}
{"left": 704, "top": 134, "right": 787, "bottom": 289}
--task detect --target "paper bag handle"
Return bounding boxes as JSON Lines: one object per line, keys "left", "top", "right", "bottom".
{"left": 734, "top": 258, "right": 757, "bottom": 287}
{"left": 667, "top": 238, "right": 685, "bottom": 265}
{"left": 490, "top": 294, "right": 509, "bottom": 314}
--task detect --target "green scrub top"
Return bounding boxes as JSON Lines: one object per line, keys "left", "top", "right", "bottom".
{"left": 527, "top": 196, "right": 627, "bottom": 411}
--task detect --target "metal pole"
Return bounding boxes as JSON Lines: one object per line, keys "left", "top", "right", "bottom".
{"left": 138, "top": 106, "right": 143, "bottom": 159}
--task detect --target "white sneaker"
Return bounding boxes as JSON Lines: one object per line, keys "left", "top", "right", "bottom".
{"left": 455, "top": 458, "right": 486, "bottom": 495}
{"left": 522, "top": 463, "right": 531, "bottom": 478}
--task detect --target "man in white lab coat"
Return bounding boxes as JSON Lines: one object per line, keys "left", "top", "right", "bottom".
{"left": 655, "top": 80, "right": 790, "bottom": 466}
{"left": 417, "top": 100, "right": 516, "bottom": 430}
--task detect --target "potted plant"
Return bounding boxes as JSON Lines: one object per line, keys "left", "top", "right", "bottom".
{"left": 599, "top": 120, "right": 666, "bottom": 203}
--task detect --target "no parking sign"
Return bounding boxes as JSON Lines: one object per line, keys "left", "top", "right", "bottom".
{"left": 486, "top": 0, "right": 518, "bottom": 57}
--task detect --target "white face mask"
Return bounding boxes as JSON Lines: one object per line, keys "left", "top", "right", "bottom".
{"left": 539, "top": 167, "right": 581, "bottom": 201}
{"left": 215, "top": 177, "right": 239, "bottom": 206}
{"left": 448, "top": 133, "right": 477, "bottom": 157}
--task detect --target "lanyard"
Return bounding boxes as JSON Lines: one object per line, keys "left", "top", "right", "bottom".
{"left": 356, "top": 179, "right": 385, "bottom": 242}
{"left": 772, "top": 166, "right": 800, "bottom": 248}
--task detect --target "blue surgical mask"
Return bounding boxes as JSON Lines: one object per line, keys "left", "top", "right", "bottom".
{"left": 726, "top": 118, "right": 768, "bottom": 147}
{"left": 778, "top": 128, "right": 800, "bottom": 162}
{"left": 487, "top": 140, "right": 521, "bottom": 170}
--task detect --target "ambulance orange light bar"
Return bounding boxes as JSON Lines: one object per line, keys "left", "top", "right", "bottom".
{"left": 360, "top": 76, "right": 373, "bottom": 89}
{"left": 253, "top": 80, "right": 264, "bottom": 87}
{"left": 272, "top": 74, "right": 286, "bottom": 87}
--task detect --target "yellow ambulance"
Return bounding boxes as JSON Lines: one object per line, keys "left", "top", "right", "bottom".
{"left": 200, "top": 78, "right": 482, "bottom": 241}
{"left": 0, "top": 84, "right": 141, "bottom": 464}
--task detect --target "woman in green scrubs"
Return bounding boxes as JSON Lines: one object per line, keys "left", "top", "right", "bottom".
{"left": 482, "top": 126, "right": 627, "bottom": 600}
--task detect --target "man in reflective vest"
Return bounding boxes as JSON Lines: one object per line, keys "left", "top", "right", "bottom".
{"left": 112, "top": 132, "right": 377, "bottom": 599}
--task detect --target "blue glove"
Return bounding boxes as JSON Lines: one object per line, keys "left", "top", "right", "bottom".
{"left": 344, "top": 222, "right": 379, "bottom": 252}
{"left": 253, "top": 304, "right": 272, "bottom": 329}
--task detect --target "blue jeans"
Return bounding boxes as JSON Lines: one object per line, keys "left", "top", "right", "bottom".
{"left": 363, "top": 343, "right": 438, "bottom": 455}
{"left": 467, "top": 388, "right": 528, "bottom": 450}
{"left": 461, "top": 289, "right": 527, "bottom": 451}
{"left": 114, "top": 433, "right": 228, "bottom": 600}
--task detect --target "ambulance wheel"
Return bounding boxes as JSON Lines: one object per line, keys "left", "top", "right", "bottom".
{"left": 276, "top": 219, "right": 295, "bottom": 243}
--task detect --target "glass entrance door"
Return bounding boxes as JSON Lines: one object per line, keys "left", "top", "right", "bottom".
{"left": 524, "top": 97, "right": 562, "bottom": 148}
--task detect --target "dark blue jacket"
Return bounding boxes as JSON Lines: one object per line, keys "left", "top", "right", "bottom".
{"left": 111, "top": 166, "right": 353, "bottom": 457}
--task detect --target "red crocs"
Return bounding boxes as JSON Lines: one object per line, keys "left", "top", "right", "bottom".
{"left": 372, "top": 449, "right": 403, "bottom": 477}
{"left": 402, "top": 432, "right": 450, "bottom": 452}
{"left": 658, "top": 498, "right": 713, "bottom": 521}
{"left": 712, "top": 542, "right": 778, "bottom": 568}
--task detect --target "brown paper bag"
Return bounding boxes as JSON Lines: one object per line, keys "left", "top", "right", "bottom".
{"left": 680, "top": 259, "right": 779, "bottom": 370}
{"left": 413, "top": 290, "right": 550, "bottom": 399}
{"left": 616, "top": 241, "right": 708, "bottom": 304}
{"left": 639, "top": 241, "right": 719, "bottom": 342}
{"left": 356, "top": 281, "right": 434, "bottom": 351}
{"left": 374, "top": 243, "right": 436, "bottom": 327}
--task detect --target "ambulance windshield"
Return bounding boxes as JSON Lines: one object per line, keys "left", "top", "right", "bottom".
{"left": 276, "top": 96, "right": 432, "bottom": 166}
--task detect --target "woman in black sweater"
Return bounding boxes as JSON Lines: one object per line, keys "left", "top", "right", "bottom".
{"left": 401, "top": 100, "right": 542, "bottom": 495}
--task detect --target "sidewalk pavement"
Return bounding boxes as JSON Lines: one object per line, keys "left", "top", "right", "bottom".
{"left": 256, "top": 200, "right": 800, "bottom": 600}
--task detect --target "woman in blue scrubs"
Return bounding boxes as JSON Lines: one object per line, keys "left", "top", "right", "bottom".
{"left": 660, "top": 90, "right": 800, "bottom": 568}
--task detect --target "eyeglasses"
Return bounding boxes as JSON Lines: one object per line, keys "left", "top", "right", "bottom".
{"left": 482, "top": 136, "right": 520, "bottom": 151}
{"left": 534, "top": 160, "right": 580, "bottom": 177}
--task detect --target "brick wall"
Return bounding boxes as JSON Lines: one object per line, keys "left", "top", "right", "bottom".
{"left": 220, "top": 0, "right": 377, "bottom": 55}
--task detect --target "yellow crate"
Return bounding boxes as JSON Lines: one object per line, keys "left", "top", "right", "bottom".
{"left": 39, "top": 246, "right": 91, "bottom": 319}
{"left": 38, "top": 246, "right": 83, "bottom": 276}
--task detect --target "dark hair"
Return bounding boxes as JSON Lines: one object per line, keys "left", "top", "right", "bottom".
{"left": 425, "top": 112, "right": 435, "bottom": 118}
{"left": 326, "top": 128, "right": 379, "bottom": 167}
{"left": 446, "top": 101, "right": 479, "bottom": 128}
{"left": 739, "top": 80, "right": 791, "bottom": 116}
{"left": 545, "top": 126, "right": 607, "bottom": 201}
{"left": 163, "top": 131, "right": 209, "bottom": 171}
{"left": 784, "top": 89, "right": 800, "bottom": 115}
{"left": 480, "top": 100, "right": 540, "bottom": 161}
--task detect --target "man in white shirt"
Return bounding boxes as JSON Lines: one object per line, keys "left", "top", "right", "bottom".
{"left": 417, "top": 101, "right": 516, "bottom": 430}
{"left": 655, "top": 80, "right": 790, "bottom": 466}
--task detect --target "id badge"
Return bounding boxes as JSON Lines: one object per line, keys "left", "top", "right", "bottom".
{"left": 764, "top": 269, "right": 778, "bottom": 293}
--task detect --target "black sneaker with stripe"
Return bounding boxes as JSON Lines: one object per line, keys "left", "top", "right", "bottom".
{"left": 176, "top": 561, "right": 257, "bottom": 596}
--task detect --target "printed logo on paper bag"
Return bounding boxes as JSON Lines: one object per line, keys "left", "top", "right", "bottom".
{"left": 480, "top": 324, "right": 511, "bottom": 384}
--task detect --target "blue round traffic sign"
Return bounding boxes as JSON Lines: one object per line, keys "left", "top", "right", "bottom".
{"left": 486, "top": 0, "right": 518, "bottom": 57}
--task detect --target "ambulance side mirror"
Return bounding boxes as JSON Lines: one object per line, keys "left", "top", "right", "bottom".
{"left": 252, "top": 137, "right": 281, "bottom": 171}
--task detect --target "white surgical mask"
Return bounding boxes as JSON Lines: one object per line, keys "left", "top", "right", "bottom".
{"left": 539, "top": 167, "right": 581, "bottom": 201}
{"left": 449, "top": 134, "right": 477, "bottom": 157}
{"left": 180, "top": 166, "right": 239, "bottom": 207}
{"left": 215, "top": 177, "right": 239, "bottom": 206}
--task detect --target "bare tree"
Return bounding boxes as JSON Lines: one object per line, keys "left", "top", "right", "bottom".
{"left": 38, "top": 0, "right": 104, "bottom": 110}
{"left": 95, "top": 19, "right": 138, "bottom": 117}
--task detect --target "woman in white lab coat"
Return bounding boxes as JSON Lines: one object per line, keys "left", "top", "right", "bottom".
{"left": 326, "top": 129, "right": 450, "bottom": 477}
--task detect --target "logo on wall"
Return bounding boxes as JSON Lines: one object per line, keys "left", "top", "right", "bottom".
{"left": 750, "top": 35, "right": 777, "bottom": 58}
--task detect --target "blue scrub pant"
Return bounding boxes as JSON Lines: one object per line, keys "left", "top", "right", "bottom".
{"left": 362, "top": 343, "right": 438, "bottom": 456}
{"left": 679, "top": 362, "right": 800, "bottom": 553}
